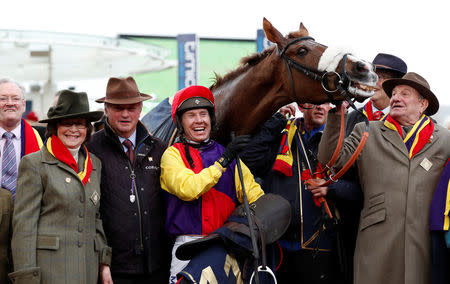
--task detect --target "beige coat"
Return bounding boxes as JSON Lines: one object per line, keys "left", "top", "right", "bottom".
{"left": 318, "top": 113, "right": 450, "bottom": 284}
{"left": 9, "top": 147, "right": 111, "bottom": 284}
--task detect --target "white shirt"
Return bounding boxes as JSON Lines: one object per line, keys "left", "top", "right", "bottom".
{"left": 0, "top": 124, "right": 22, "bottom": 175}
{"left": 118, "top": 130, "right": 137, "bottom": 152}
{"left": 372, "top": 105, "right": 390, "bottom": 114}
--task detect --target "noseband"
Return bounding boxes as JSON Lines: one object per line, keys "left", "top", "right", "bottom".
{"left": 278, "top": 36, "right": 352, "bottom": 106}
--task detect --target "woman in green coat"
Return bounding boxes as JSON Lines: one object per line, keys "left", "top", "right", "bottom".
{"left": 9, "top": 90, "right": 112, "bottom": 284}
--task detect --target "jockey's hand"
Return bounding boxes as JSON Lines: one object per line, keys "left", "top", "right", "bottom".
{"left": 218, "top": 135, "right": 251, "bottom": 168}
{"left": 306, "top": 178, "right": 328, "bottom": 198}
{"left": 279, "top": 104, "right": 296, "bottom": 117}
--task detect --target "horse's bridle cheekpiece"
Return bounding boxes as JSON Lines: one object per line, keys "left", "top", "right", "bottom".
{"left": 278, "top": 36, "right": 352, "bottom": 106}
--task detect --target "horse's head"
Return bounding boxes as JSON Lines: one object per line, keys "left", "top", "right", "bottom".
{"left": 263, "top": 18, "right": 377, "bottom": 104}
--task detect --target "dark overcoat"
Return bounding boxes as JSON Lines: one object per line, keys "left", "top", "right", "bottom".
{"left": 87, "top": 121, "right": 168, "bottom": 276}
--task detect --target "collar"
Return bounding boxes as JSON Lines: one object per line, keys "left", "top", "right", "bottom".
{"left": 119, "top": 130, "right": 137, "bottom": 148}
{"left": 0, "top": 123, "right": 21, "bottom": 139}
{"left": 372, "top": 104, "right": 390, "bottom": 113}
{"left": 298, "top": 118, "right": 324, "bottom": 140}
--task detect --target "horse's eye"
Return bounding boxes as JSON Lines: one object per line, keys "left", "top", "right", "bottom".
{"left": 297, "top": 47, "right": 308, "bottom": 57}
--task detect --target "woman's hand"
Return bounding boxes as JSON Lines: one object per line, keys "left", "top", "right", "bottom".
{"left": 100, "top": 264, "right": 113, "bottom": 284}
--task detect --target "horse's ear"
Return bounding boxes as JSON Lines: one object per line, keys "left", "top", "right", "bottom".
{"left": 263, "top": 18, "right": 287, "bottom": 46}
{"left": 299, "top": 22, "right": 309, "bottom": 35}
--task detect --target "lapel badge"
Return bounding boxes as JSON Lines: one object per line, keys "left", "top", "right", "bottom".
{"left": 91, "top": 191, "right": 100, "bottom": 205}
{"left": 420, "top": 158, "right": 433, "bottom": 171}
{"left": 65, "top": 177, "right": 71, "bottom": 183}
{"left": 148, "top": 157, "right": 153, "bottom": 162}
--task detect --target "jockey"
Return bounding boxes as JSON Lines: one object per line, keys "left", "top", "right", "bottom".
{"left": 159, "top": 85, "right": 264, "bottom": 284}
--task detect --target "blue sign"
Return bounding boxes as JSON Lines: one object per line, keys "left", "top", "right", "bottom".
{"left": 256, "top": 29, "right": 272, "bottom": 53}
{"left": 177, "top": 34, "right": 199, "bottom": 90}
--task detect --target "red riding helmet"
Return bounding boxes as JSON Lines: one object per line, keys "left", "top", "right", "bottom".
{"left": 171, "top": 85, "right": 215, "bottom": 123}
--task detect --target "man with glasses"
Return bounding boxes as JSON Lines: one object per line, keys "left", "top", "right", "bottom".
{"left": 0, "top": 78, "right": 42, "bottom": 282}
{"left": 240, "top": 103, "right": 359, "bottom": 283}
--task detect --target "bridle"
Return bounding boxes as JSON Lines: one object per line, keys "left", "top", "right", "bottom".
{"left": 279, "top": 36, "right": 371, "bottom": 218}
{"left": 279, "top": 36, "right": 352, "bottom": 106}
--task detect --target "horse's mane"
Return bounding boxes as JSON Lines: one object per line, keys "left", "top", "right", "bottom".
{"left": 210, "top": 45, "right": 276, "bottom": 90}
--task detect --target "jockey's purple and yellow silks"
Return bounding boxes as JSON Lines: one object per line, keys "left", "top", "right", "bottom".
{"left": 382, "top": 114, "right": 434, "bottom": 159}
{"left": 430, "top": 159, "right": 450, "bottom": 231}
{"left": 21, "top": 118, "right": 43, "bottom": 157}
{"left": 46, "top": 135, "right": 93, "bottom": 185}
{"left": 160, "top": 140, "right": 263, "bottom": 236}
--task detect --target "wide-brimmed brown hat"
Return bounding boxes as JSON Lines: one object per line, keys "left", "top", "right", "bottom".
{"left": 95, "top": 76, "right": 153, "bottom": 104}
{"left": 383, "top": 72, "right": 439, "bottom": 116}
{"left": 39, "top": 90, "right": 104, "bottom": 123}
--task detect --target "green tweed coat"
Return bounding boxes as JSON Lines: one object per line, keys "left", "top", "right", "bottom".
{"left": 9, "top": 146, "right": 111, "bottom": 284}
{"left": 0, "top": 188, "right": 13, "bottom": 283}
{"left": 319, "top": 113, "right": 450, "bottom": 284}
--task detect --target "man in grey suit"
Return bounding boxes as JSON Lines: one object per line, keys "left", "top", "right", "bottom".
{"left": 318, "top": 72, "right": 450, "bottom": 284}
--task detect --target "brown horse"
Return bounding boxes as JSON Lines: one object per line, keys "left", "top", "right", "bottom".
{"left": 142, "top": 18, "right": 377, "bottom": 145}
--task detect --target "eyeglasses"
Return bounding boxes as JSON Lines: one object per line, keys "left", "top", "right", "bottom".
{"left": 0, "top": 96, "right": 23, "bottom": 104}
{"left": 58, "top": 122, "right": 87, "bottom": 129}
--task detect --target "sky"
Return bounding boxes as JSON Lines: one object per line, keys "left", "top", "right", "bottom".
{"left": 2, "top": 0, "right": 450, "bottom": 114}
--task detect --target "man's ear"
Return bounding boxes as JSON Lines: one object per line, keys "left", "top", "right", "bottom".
{"left": 421, "top": 98, "right": 429, "bottom": 114}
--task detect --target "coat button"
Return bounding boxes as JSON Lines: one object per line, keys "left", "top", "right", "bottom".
{"left": 144, "top": 211, "right": 148, "bottom": 215}
{"left": 33, "top": 271, "right": 39, "bottom": 276}
{"left": 79, "top": 211, "right": 84, "bottom": 218}
{"left": 65, "top": 177, "right": 71, "bottom": 183}
{"left": 141, "top": 188, "right": 144, "bottom": 191}
{"left": 78, "top": 241, "right": 82, "bottom": 247}
{"left": 80, "top": 196, "right": 84, "bottom": 203}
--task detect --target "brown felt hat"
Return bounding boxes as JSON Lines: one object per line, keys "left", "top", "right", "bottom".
{"left": 383, "top": 72, "right": 439, "bottom": 116}
{"left": 95, "top": 76, "right": 153, "bottom": 104}
{"left": 39, "top": 90, "right": 103, "bottom": 123}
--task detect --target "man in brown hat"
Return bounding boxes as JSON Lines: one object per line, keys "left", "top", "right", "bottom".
{"left": 87, "top": 76, "right": 169, "bottom": 283}
{"left": 318, "top": 72, "right": 450, "bottom": 284}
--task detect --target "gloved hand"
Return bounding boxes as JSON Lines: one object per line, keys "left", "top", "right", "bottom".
{"left": 217, "top": 135, "right": 251, "bottom": 168}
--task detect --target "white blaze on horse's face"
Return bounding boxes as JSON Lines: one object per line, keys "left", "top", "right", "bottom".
{"left": 318, "top": 46, "right": 378, "bottom": 99}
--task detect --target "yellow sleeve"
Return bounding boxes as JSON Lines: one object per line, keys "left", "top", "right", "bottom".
{"left": 234, "top": 160, "right": 265, "bottom": 204}
{"left": 160, "top": 146, "right": 225, "bottom": 201}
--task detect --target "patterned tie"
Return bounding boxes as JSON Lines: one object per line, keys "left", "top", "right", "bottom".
{"left": 2, "top": 132, "right": 17, "bottom": 198}
{"left": 123, "top": 139, "right": 134, "bottom": 164}
{"left": 373, "top": 111, "right": 384, "bottom": 120}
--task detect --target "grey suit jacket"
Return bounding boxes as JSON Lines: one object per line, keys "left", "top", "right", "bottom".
{"left": 10, "top": 146, "right": 111, "bottom": 284}
{"left": 319, "top": 113, "right": 450, "bottom": 284}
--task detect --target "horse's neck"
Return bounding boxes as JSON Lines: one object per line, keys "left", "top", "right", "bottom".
{"left": 213, "top": 57, "right": 292, "bottom": 143}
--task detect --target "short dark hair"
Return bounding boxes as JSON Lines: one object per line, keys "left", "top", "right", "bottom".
{"left": 45, "top": 121, "right": 94, "bottom": 144}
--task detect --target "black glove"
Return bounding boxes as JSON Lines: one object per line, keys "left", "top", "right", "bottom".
{"left": 217, "top": 135, "right": 251, "bottom": 168}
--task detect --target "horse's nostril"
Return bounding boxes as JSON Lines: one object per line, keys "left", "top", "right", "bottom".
{"left": 356, "top": 62, "right": 367, "bottom": 73}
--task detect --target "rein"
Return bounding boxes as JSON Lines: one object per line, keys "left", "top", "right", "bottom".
{"left": 279, "top": 36, "right": 370, "bottom": 217}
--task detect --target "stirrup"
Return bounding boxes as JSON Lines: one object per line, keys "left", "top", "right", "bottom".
{"left": 250, "top": 266, "right": 277, "bottom": 284}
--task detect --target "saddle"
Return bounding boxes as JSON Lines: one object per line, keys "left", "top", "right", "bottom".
{"left": 176, "top": 193, "right": 291, "bottom": 261}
